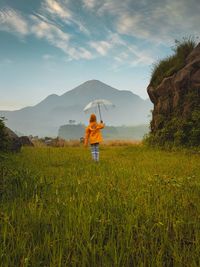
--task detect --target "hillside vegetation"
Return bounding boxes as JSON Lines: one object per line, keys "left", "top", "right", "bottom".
{"left": 147, "top": 38, "right": 200, "bottom": 147}
{"left": 1, "top": 146, "right": 200, "bottom": 266}
{"left": 150, "top": 38, "right": 196, "bottom": 87}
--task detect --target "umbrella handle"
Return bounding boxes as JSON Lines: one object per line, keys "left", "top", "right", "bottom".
{"left": 97, "top": 103, "right": 102, "bottom": 122}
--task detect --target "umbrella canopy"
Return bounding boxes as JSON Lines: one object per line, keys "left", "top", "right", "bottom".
{"left": 83, "top": 99, "right": 115, "bottom": 121}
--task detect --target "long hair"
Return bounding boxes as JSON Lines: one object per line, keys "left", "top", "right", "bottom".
{"left": 90, "top": 113, "right": 97, "bottom": 123}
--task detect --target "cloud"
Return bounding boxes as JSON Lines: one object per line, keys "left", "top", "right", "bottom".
{"left": 1, "top": 0, "right": 199, "bottom": 67}
{"left": 31, "top": 0, "right": 92, "bottom": 59}
{"left": 114, "top": 52, "right": 129, "bottom": 63}
{"left": 112, "top": 45, "right": 154, "bottom": 70}
{"left": 88, "top": 32, "right": 154, "bottom": 68}
{"left": 31, "top": 15, "right": 70, "bottom": 41}
{"left": 82, "top": 0, "right": 98, "bottom": 9}
{"left": 90, "top": 40, "right": 112, "bottom": 55}
{"left": 0, "top": 7, "right": 28, "bottom": 35}
{"left": 41, "top": 0, "right": 90, "bottom": 35}
{"left": 115, "top": 8, "right": 174, "bottom": 43}
{"left": 42, "top": 0, "right": 71, "bottom": 19}
{"left": 42, "top": 54, "right": 55, "bottom": 60}
{"left": 0, "top": 5, "right": 93, "bottom": 61}
{"left": 63, "top": 46, "right": 93, "bottom": 60}
{"left": 31, "top": 15, "right": 93, "bottom": 60}
{"left": 111, "top": 33, "right": 155, "bottom": 67}
{"left": 91, "top": 0, "right": 200, "bottom": 44}
{"left": 75, "top": 47, "right": 94, "bottom": 60}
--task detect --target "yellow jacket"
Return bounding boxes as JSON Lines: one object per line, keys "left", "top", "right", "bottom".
{"left": 84, "top": 122, "right": 105, "bottom": 145}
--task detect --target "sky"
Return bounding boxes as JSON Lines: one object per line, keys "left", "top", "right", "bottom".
{"left": 0, "top": 0, "right": 199, "bottom": 110}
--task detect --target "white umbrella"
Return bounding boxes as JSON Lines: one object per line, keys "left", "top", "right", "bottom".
{"left": 83, "top": 99, "right": 115, "bottom": 121}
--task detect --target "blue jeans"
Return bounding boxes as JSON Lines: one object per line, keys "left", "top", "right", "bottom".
{"left": 90, "top": 143, "right": 99, "bottom": 161}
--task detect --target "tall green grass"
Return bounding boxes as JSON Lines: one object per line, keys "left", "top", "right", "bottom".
{"left": 1, "top": 146, "right": 200, "bottom": 266}
{"left": 150, "top": 37, "right": 196, "bottom": 87}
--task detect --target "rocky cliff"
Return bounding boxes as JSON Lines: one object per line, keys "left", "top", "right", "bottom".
{"left": 147, "top": 43, "right": 200, "bottom": 145}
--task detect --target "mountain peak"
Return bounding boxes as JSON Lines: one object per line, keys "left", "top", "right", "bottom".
{"left": 82, "top": 80, "right": 111, "bottom": 87}
{"left": 62, "top": 79, "right": 118, "bottom": 97}
{"left": 76, "top": 79, "right": 114, "bottom": 89}
{"left": 83, "top": 79, "right": 102, "bottom": 84}
{"left": 36, "top": 93, "right": 59, "bottom": 107}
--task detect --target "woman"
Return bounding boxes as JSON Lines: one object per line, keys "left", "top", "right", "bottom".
{"left": 84, "top": 114, "right": 105, "bottom": 162}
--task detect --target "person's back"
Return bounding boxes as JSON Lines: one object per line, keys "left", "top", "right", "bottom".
{"left": 84, "top": 114, "right": 105, "bottom": 162}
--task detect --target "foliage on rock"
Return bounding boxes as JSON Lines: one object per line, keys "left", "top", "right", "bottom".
{"left": 147, "top": 38, "right": 200, "bottom": 147}
{"left": 150, "top": 38, "right": 196, "bottom": 88}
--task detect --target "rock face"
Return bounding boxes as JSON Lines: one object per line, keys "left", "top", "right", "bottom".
{"left": 2, "top": 128, "right": 34, "bottom": 152}
{"left": 147, "top": 43, "right": 200, "bottom": 138}
{"left": 4, "top": 127, "right": 22, "bottom": 152}
{"left": 19, "top": 136, "right": 34, "bottom": 147}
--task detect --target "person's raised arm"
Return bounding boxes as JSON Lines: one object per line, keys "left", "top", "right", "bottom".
{"left": 98, "top": 121, "right": 105, "bottom": 129}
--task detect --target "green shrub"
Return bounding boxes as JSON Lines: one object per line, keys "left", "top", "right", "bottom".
{"left": 189, "top": 110, "right": 200, "bottom": 146}
{"left": 145, "top": 109, "right": 200, "bottom": 148}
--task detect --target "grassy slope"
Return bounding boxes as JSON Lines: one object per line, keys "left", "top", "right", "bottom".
{"left": 1, "top": 146, "right": 200, "bottom": 266}
{"left": 150, "top": 39, "right": 196, "bottom": 88}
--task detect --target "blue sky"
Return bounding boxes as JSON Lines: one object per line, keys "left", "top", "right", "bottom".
{"left": 0, "top": 0, "right": 199, "bottom": 110}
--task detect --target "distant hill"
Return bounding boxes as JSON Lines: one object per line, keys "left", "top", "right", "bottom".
{"left": 0, "top": 80, "right": 152, "bottom": 136}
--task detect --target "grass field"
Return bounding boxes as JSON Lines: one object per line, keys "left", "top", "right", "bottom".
{"left": 1, "top": 145, "right": 200, "bottom": 267}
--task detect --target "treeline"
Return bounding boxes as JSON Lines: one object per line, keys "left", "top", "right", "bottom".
{"left": 58, "top": 124, "right": 149, "bottom": 140}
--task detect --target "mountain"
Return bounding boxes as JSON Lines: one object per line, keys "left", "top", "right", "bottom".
{"left": 0, "top": 80, "right": 152, "bottom": 136}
